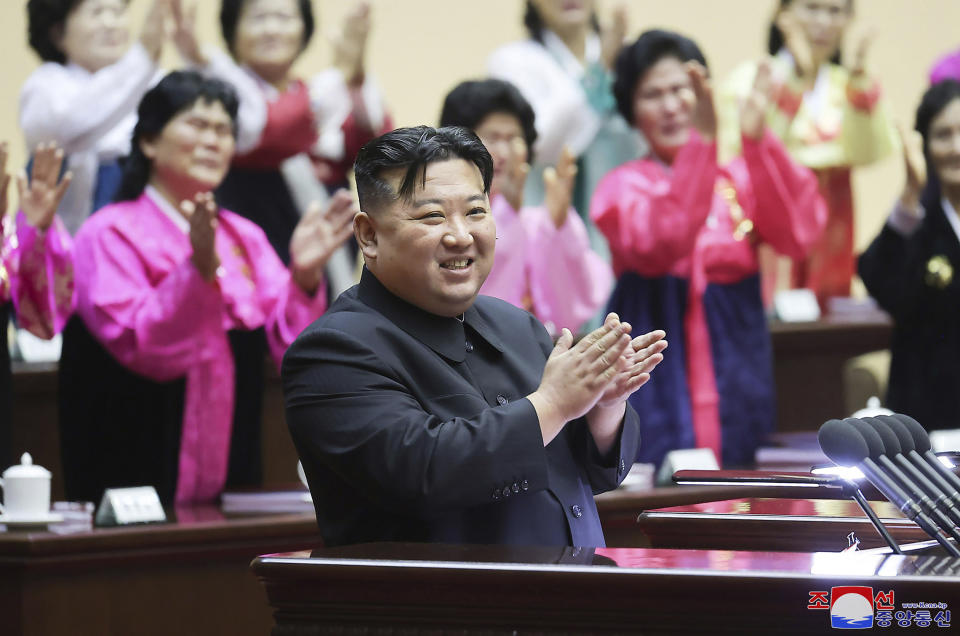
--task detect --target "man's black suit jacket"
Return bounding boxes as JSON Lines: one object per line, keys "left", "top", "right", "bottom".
{"left": 282, "top": 268, "right": 641, "bottom": 547}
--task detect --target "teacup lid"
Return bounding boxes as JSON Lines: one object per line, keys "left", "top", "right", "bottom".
{"left": 3, "top": 453, "right": 51, "bottom": 479}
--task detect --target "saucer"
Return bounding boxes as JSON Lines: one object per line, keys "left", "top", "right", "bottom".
{"left": 0, "top": 512, "right": 64, "bottom": 529}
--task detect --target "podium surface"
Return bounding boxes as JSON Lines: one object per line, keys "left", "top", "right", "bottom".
{"left": 252, "top": 541, "right": 960, "bottom": 635}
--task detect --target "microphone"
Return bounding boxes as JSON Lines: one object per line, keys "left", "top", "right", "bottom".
{"left": 892, "top": 413, "right": 960, "bottom": 495}
{"left": 818, "top": 419, "right": 960, "bottom": 557}
{"left": 856, "top": 417, "right": 960, "bottom": 542}
{"left": 874, "top": 414, "right": 960, "bottom": 526}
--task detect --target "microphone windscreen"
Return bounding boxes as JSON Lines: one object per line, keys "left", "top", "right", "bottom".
{"left": 845, "top": 418, "right": 886, "bottom": 460}
{"left": 877, "top": 415, "right": 916, "bottom": 453}
{"left": 893, "top": 414, "right": 931, "bottom": 453}
{"left": 863, "top": 417, "right": 902, "bottom": 455}
{"left": 819, "top": 419, "right": 870, "bottom": 466}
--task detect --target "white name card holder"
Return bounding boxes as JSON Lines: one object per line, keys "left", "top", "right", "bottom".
{"left": 656, "top": 448, "right": 720, "bottom": 486}
{"left": 95, "top": 486, "right": 167, "bottom": 526}
{"left": 773, "top": 288, "right": 821, "bottom": 322}
{"left": 930, "top": 429, "right": 960, "bottom": 454}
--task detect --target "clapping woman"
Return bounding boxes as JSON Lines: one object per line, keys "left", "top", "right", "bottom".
{"left": 718, "top": 0, "right": 896, "bottom": 308}
{"left": 21, "top": 0, "right": 167, "bottom": 232}
{"left": 487, "top": 0, "right": 644, "bottom": 260}
{"left": 859, "top": 80, "right": 960, "bottom": 432}
{"left": 591, "top": 31, "right": 826, "bottom": 467}
{"left": 173, "top": 0, "right": 391, "bottom": 266}
{"left": 59, "top": 71, "right": 355, "bottom": 504}
{"left": 439, "top": 79, "right": 613, "bottom": 336}
{"left": 0, "top": 143, "right": 75, "bottom": 467}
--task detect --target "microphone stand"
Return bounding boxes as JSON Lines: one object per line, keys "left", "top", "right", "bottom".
{"left": 841, "top": 480, "right": 904, "bottom": 555}
{"left": 672, "top": 470, "right": 906, "bottom": 554}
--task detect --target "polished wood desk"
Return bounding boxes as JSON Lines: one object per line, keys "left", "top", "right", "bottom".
{"left": 769, "top": 314, "right": 891, "bottom": 431}
{"left": 635, "top": 497, "right": 930, "bottom": 552}
{"left": 252, "top": 542, "right": 960, "bottom": 635}
{"left": 0, "top": 504, "right": 320, "bottom": 636}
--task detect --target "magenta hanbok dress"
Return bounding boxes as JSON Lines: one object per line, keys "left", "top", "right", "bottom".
{"left": 61, "top": 188, "right": 326, "bottom": 503}
{"left": 591, "top": 130, "right": 826, "bottom": 467}
{"left": 479, "top": 194, "right": 613, "bottom": 336}
{"left": 0, "top": 211, "right": 73, "bottom": 466}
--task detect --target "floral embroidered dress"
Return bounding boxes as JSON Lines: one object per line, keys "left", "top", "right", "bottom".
{"left": 480, "top": 193, "right": 612, "bottom": 336}
{"left": 62, "top": 188, "right": 326, "bottom": 503}
{"left": 591, "top": 130, "right": 826, "bottom": 466}
{"left": 719, "top": 54, "right": 896, "bottom": 308}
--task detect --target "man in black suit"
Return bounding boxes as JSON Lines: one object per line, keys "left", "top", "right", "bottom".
{"left": 282, "top": 126, "right": 666, "bottom": 547}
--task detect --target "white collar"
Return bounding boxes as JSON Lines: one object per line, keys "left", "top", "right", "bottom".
{"left": 541, "top": 29, "right": 601, "bottom": 78}
{"left": 941, "top": 196, "right": 960, "bottom": 246}
{"left": 145, "top": 185, "right": 190, "bottom": 234}
{"left": 775, "top": 48, "right": 830, "bottom": 117}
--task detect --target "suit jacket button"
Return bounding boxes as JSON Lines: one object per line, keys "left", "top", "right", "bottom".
{"left": 465, "top": 340, "right": 474, "bottom": 352}
{"left": 496, "top": 395, "right": 508, "bottom": 405}
{"left": 521, "top": 479, "right": 529, "bottom": 491}
{"left": 511, "top": 482, "right": 519, "bottom": 493}
{"left": 492, "top": 489, "right": 501, "bottom": 501}
{"left": 570, "top": 504, "right": 583, "bottom": 518}
{"left": 502, "top": 486, "right": 511, "bottom": 498}
{"left": 619, "top": 459, "right": 626, "bottom": 475}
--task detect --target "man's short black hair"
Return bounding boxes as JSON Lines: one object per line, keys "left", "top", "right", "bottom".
{"left": 613, "top": 29, "right": 708, "bottom": 126}
{"left": 354, "top": 126, "right": 494, "bottom": 216}
{"left": 28, "top": 0, "right": 131, "bottom": 64}
{"left": 439, "top": 79, "right": 539, "bottom": 162}
{"left": 220, "top": 0, "right": 315, "bottom": 58}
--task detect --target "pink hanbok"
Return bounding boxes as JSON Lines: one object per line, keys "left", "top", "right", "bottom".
{"left": 1, "top": 211, "right": 73, "bottom": 336}
{"left": 480, "top": 194, "right": 613, "bottom": 335}
{"left": 71, "top": 188, "right": 326, "bottom": 502}
{"left": 591, "top": 130, "right": 826, "bottom": 467}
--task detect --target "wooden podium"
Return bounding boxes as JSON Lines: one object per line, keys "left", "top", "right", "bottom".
{"left": 252, "top": 541, "right": 960, "bottom": 635}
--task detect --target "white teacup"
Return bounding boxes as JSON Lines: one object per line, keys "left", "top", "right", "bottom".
{"left": 0, "top": 452, "right": 52, "bottom": 518}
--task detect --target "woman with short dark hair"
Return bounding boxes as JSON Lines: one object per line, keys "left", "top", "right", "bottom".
{"left": 60, "top": 71, "right": 356, "bottom": 504}
{"left": 20, "top": 0, "right": 167, "bottom": 232}
{"left": 591, "top": 30, "right": 827, "bottom": 467}
{"left": 440, "top": 79, "right": 612, "bottom": 336}
{"left": 859, "top": 80, "right": 960, "bottom": 432}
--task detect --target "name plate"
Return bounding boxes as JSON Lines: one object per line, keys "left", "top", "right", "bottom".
{"left": 656, "top": 448, "right": 720, "bottom": 486}
{"left": 930, "top": 429, "right": 960, "bottom": 454}
{"left": 95, "top": 486, "right": 166, "bottom": 526}
{"left": 773, "top": 288, "right": 821, "bottom": 322}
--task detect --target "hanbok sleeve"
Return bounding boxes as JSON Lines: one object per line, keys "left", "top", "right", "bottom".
{"left": 522, "top": 205, "right": 613, "bottom": 333}
{"left": 73, "top": 223, "right": 224, "bottom": 381}
{"left": 263, "top": 276, "right": 328, "bottom": 368}
{"left": 590, "top": 133, "right": 718, "bottom": 276}
{"left": 238, "top": 221, "right": 328, "bottom": 366}
{"left": 488, "top": 43, "right": 600, "bottom": 165}
{"left": 841, "top": 71, "right": 897, "bottom": 167}
{"left": 5, "top": 211, "right": 74, "bottom": 338}
{"left": 740, "top": 129, "right": 827, "bottom": 259}
{"left": 19, "top": 43, "right": 157, "bottom": 153}
{"left": 309, "top": 69, "right": 393, "bottom": 185}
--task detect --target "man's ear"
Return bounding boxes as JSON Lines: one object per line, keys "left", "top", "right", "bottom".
{"left": 354, "top": 212, "right": 378, "bottom": 261}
